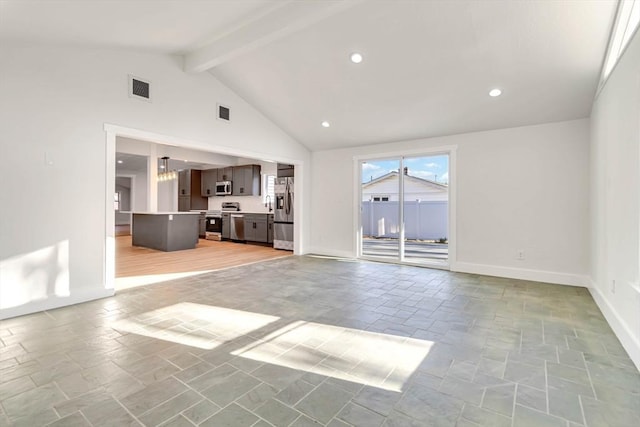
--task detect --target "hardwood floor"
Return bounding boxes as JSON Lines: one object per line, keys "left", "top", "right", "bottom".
{"left": 116, "top": 236, "right": 291, "bottom": 287}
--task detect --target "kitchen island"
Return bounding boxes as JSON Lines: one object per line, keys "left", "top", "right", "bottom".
{"left": 132, "top": 212, "right": 199, "bottom": 252}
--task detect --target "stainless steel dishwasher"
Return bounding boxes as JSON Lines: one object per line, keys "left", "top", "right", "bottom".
{"left": 230, "top": 214, "right": 245, "bottom": 241}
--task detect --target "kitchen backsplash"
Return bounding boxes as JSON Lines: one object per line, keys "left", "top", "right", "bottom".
{"left": 208, "top": 196, "right": 272, "bottom": 213}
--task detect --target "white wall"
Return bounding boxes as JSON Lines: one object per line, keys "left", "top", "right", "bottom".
{"left": 589, "top": 30, "right": 640, "bottom": 369}
{"left": 310, "top": 119, "right": 590, "bottom": 286}
{"left": 157, "top": 180, "right": 178, "bottom": 212}
{"left": 130, "top": 171, "right": 148, "bottom": 212}
{"left": 0, "top": 44, "right": 309, "bottom": 319}
{"left": 115, "top": 177, "right": 132, "bottom": 211}
{"left": 114, "top": 177, "right": 132, "bottom": 226}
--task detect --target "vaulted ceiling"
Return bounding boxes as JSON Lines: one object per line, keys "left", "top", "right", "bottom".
{"left": 0, "top": 0, "right": 617, "bottom": 151}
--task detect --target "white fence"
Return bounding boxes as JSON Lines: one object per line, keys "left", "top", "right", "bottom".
{"left": 362, "top": 201, "right": 448, "bottom": 240}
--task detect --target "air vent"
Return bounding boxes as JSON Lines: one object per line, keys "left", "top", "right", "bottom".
{"left": 128, "top": 74, "right": 151, "bottom": 102}
{"left": 217, "top": 104, "right": 230, "bottom": 122}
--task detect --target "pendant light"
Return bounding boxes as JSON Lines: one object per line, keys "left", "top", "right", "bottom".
{"left": 158, "top": 156, "right": 177, "bottom": 181}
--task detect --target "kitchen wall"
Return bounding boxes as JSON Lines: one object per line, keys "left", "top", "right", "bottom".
{"left": 115, "top": 177, "right": 132, "bottom": 226}
{"left": 131, "top": 171, "right": 148, "bottom": 212}
{"left": 157, "top": 180, "right": 178, "bottom": 212}
{"left": 117, "top": 139, "right": 278, "bottom": 213}
{"left": 208, "top": 196, "right": 271, "bottom": 213}
{"left": 589, "top": 30, "right": 640, "bottom": 369}
{"left": 310, "top": 118, "right": 590, "bottom": 287}
{"left": 115, "top": 178, "right": 131, "bottom": 212}
{"left": 0, "top": 44, "right": 309, "bottom": 319}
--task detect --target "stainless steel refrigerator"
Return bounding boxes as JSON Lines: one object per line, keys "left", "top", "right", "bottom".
{"left": 274, "top": 177, "right": 294, "bottom": 250}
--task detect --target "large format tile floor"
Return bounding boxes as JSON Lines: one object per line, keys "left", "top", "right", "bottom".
{"left": 1, "top": 256, "right": 639, "bottom": 426}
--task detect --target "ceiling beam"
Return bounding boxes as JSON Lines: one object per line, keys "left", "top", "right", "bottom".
{"left": 183, "top": 0, "right": 364, "bottom": 73}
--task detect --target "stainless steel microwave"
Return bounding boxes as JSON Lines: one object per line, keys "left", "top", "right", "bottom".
{"left": 215, "top": 181, "right": 232, "bottom": 195}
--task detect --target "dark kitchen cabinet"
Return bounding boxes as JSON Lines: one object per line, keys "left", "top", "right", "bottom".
{"left": 201, "top": 169, "right": 217, "bottom": 197}
{"left": 232, "top": 165, "right": 261, "bottom": 196}
{"left": 198, "top": 213, "right": 206, "bottom": 238}
{"left": 221, "top": 212, "right": 230, "bottom": 239}
{"left": 244, "top": 214, "right": 268, "bottom": 243}
{"left": 277, "top": 163, "right": 294, "bottom": 178}
{"left": 267, "top": 214, "right": 274, "bottom": 244}
{"left": 217, "top": 167, "right": 233, "bottom": 182}
{"left": 178, "top": 170, "right": 191, "bottom": 196}
{"left": 178, "top": 196, "right": 190, "bottom": 212}
{"left": 178, "top": 169, "right": 207, "bottom": 211}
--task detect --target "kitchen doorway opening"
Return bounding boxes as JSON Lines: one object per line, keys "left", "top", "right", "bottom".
{"left": 104, "top": 125, "right": 303, "bottom": 293}
{"left": 357, "top": 150, "right": 455, "bottom": 268}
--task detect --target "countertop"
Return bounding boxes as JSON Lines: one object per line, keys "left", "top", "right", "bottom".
{"left": 223, "top": 211, "right": 274, "bottom": 215}
{"left": 133, "top": 212, "right": 200, "bottom": 215}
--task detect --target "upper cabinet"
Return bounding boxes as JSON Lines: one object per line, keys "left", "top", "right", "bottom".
{"left": 178, "top": 169, "right": 207, "bottom": 211}
{"left": 277, "top": 163, "right": 294, "bottom": 178}
{"left": 232, "top": 165, "right": 261, "bottom": 196}
{"left": 178, "top": 170, "right": 191, "bottom": 196}
{"left": 217, "top": 167, "right": 233, "bottom": 182}
{"left": 201, "top": 169, "right": 217, "bottom": 197}
{"left": 201, "top": 164, "right": 261, "bottom": 197}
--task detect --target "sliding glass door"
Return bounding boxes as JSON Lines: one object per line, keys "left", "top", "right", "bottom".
{"left": 361, "top": 159, "right": 401, "bottom": 259}
{"left": 359, "top": 154, "right": 449, "bottom": 266}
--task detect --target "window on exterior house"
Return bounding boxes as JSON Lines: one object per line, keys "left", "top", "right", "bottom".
{"left": 372, "top": 195, "right": 390, "bottom": 202}
{"left": 263, "top": 174, "right": 276, "bottom": 204}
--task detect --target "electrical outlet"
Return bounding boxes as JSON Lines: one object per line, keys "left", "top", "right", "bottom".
{"left": 611, "top": 279, "right": 616, "bottom": 294}
{"left": 517, "top": 250, "right": 525, "bottom": 260}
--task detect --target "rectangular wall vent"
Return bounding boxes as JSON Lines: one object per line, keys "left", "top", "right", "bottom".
{"left": 128, "top": 75, "right": 151, "bottom": 102}
{"left": 218, "top": 104, "right": 230, "bottom": 122}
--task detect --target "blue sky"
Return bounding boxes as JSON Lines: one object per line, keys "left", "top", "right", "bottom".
{"left": 361, "top": 155, "right": 449, "bottom": 183}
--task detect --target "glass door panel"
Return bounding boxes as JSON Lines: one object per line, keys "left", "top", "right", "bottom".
{"left": 359, "top": 154, "right": 450, "bottom": 266}
{"left": 402, "top": 155, "right": 449, "bottom": 264}
{"left": 360, "top": 159, "right": 401, "bottom": 261}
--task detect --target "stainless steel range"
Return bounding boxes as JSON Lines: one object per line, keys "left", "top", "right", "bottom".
{"left": 204, "top": 210, "right": 222, "bottom": 234}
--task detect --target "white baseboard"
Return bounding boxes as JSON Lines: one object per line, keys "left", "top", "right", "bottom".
{"left": 0, "top": 287, "right": 115, "bottom": 320}
{"left": 589, "top": 282, "right": 640, "bottom": 371}
{"left": 451, "top": 262, "right": 589, "bottom": 287}
{"left": 305, "top": 247, "right": 356, "bottom": 260}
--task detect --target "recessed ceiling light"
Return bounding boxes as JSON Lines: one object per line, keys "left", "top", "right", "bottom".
{"left": 321, "top": 121, "right": 331, "bottom": 128}
{"left": 117, "top": 160, "right": 123, "bottom": 164}
{"left": 350, "top": 53, "right": 363, "bottom": 64}
{"left": 489, "top": 88, "right": 502, "bottom": 97}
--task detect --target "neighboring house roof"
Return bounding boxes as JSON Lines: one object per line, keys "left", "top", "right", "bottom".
{"left": 362, "top": 171, "right": 448, "bottom": 190}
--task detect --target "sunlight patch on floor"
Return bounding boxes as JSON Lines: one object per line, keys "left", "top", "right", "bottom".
{"left": 114, "top": 270, "right": 214, "bottom": 290}
{"left": 232, "top": 320, "right": 433, "bottom": 392}
{"left": 113, "top": 302, "right": 433, "bottom": 392}
{"left": 111, "top": 303, "right": 280, "bottom": 350}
